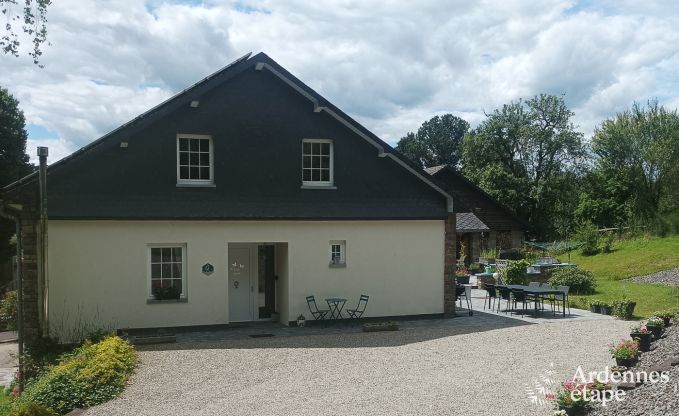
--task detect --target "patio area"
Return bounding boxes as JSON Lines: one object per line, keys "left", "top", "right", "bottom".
{"left": 88, "top": 309, "right": 628, "bottom": 416}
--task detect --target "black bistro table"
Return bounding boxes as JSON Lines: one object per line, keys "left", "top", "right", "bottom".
{"left": 497, "top": 285, "right": 568, "bottom": 317}
{"left": 325, "top": 298, "right": 348, "bottom": 322}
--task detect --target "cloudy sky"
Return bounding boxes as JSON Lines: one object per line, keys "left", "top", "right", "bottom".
{"left": 2, "top": 0, "right": 679, "bottom": 163}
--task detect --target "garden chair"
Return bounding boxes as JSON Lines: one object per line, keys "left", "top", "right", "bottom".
{"left": 497, "top": 287, "right": 512, "bottom": 314}
{"left": 483, "top": 284, "right": 497, "bottom": 311}
{"left": 306, "top": 295, "right": 330, "bottom": 323}
{"left": 455, "top": 285, "right": 473, "bottom": 316}
{"left": 510, "top": 288, "right": 532, "bottom": 317}
{"left": 552, "top": 286, "right": 571, "bottom": 316}
{"left": 346, "top": 294, "right": 369, "bottom": 324}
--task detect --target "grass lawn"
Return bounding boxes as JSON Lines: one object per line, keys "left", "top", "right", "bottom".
{"left": 567, "top": 234, "right": 679, "bottom": 318}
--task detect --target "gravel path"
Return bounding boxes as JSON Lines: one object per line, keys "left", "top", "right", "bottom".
{"left": 82, "top": 320, "right": 630, "bottom": 416}
{"left": 592, "top": 323, "right": 679, "bottom": 416}
{"left": 626, "top": 267, "right": 679, "bottom": 286}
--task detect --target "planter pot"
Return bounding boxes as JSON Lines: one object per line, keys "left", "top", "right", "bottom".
{"left": 647, "top": 324, "right": 663, "bottom": 340}
{"left": 590, "top": 305, "right": 601, "bottom": 314}
{"left": 610, "top": 366, "right": 627, "bottom": 377}
{"left": 600, "top": 306, "right": 612, "bottom": 315}
{"left": 663, "top": 317, "right": 672, "bottom": 327}
{"left": 630, "top": 332, "right": 652, "bottom": 352}
{"left": 559, "top": 405, "right": 588, "bottom": 416}
{"left": 625, "top": 302, "right": 637, "bottom": 318}
{"left": 456, "top": 275, "right": 470, "bottom": 285}
{"left": 615, "top": 357, "right": 637, "bottom": 367}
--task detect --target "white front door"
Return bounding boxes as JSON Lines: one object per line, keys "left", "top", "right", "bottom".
{"left": 228, "top": 247, "right": 252, "bottom": 322}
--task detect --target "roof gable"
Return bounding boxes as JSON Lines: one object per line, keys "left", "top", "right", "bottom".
{"left": 3, "top": 53, "right": 454, "bottom": 220}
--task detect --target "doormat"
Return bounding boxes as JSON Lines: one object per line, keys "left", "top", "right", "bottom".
{"left": 249, "top": 334, "right": 275, "bottom": 338}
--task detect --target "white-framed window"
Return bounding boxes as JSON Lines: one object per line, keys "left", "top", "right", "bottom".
{"left": 302, "top": 139, "right": 333, "bottom": 186}
{"left": 147, "top": 244, "right": 187, "bottom": 298}
{"left": 177, "top": 134, "right": 213, "bottom": 185}
{"left": 329, "top": 240, "right": 346, "bottom": 266}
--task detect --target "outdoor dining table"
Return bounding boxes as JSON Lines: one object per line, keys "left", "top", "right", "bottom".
{"left": 496, "top": 284, "right": 568, "bottom": 317}
{"left": 325, "top": 298, "right": 347, "bottom": 322}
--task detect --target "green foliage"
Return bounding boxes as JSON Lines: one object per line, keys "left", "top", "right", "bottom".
{"left": 395, "top": 114, "right": 469, "bottom": 168}
{"left": 502, "top": 260, "right": 530, "bottom": 285}
{"left": 0, "top": 87, "right": 33, "bottom": 262}
{"left": 549, "top": 268, "right": 597, "bottom": 295}
{"left": 479, "top": 248, "right": 499, "bottom": 259}
{"left": 574, "top": 221, "right": 600, "bottom": 256}
{"left": 0, "top": 291, "right": 17, "bottom": 330}
{"left": 611, "top": 298, "right": 636, "bottom": 320}
{"left": 462, "top": 94, "right": 585, "bottom": 239}
{"left": 584, "top": 100, "right": 679, "bottom": 228}
{"left": 19, "top": 336, "right": 137, "bottom": 415}
{"left": 0, "top": 0, "right": 51, "bottom": 65}
{"left": 21, "top": 337, "right": 73, "bottom": 382}
{"left": 599, "top": 232, "right": 614, "bottom": 253}
{"left": 7, "top": 402, "right": 57, "bottom": 416}
{"left": 652, "top": 309, "right": 676, "bottom": 319}
{"left": 153, "top": 286, "right": 181, "bottom": 300}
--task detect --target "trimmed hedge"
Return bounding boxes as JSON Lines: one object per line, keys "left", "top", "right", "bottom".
{"left": 549, "top": 268, "right": 597, "bottom": 295}
{"left": 17, "top": 336, "right": 136, "bottom": 415}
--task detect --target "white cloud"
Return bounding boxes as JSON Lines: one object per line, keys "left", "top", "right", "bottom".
{"left": 2, "top": 0, "right": 679, "bottom": 162}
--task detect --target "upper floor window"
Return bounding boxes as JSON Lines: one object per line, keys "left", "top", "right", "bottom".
{"left": 177, "top": 134, "right": 213, "bottom": 185}
{"left": 302, "top": 139, "right": 333, "bottom": 186}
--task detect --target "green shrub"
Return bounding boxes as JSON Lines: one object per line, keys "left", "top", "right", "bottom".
{"left": 575, "top": 221, "right": 600, "bottom": 255}
{"left": 611, "top": 298, "right": 636, "bottom": 320}
{"left": 549, "top": 268, "right": 597, "bottom": 295}
{"left": 8, "top": 402, "right": 57, "bottom": 416}
{"left": 599, "top": 232, "right": 614, "bottom": 253}
{"left": 502, "top": 260, "right": 530, "bottom": 285}
{"left": 0, "top": 291, "right": 17, "bottom": 331}
{"left": 21, "top": 337, "right": 74, "bottom": 383}
{"left": 20, "top": 336, "right": 136, "bottom": 415}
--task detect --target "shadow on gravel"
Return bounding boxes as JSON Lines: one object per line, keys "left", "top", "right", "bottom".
{"left": 131, "top": 311, "right": 533, "bottom": 351}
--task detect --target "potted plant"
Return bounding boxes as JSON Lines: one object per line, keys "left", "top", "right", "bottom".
{"left": 152, "top": 286, "right": 181, "bottom": 301}
{"left": 599, "top": 302, "right": 612, "bottom": 315}
{"left": 653, "top": 310, "right": 675, "bottom": 327}
{"left": 630, "top": 323, "right": 652, "bottom": 352}
{"left": 551, "top": 379, "right": 591, "bottom": 416}
{"left": 296, "top": 314, "right": 306, "bottom": 328}
{"left": 609, "top": 338, "right": 640, "bottom": 367}
{"left": 646, "top": 316, "right": 664, "bottom": 339}
{"left": 589, "top": 299, "right": 601, "bottom": 314}
{"left": 479, "top": 248, "right": 498, "bottom": 266}
{"left": 455, "top": 267, "right": 470, "bottom": 285}
{"left": 611, "top": 298, "right": 636, "bottom": 320}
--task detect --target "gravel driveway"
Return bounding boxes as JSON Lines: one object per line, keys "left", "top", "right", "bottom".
{"left": 83, "top": 319, "right": 630, "bottom": 416}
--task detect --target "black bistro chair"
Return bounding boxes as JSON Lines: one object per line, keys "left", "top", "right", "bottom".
{"left": 346, "top": 294, "right": 369, "bottom": 324}
{"left": 497, "top": 287, "right": 512, "bottom": 314}
{"left": 306, "top": 295, "right": 329, "bottom": 324}
{"left": 456, "top": 285, "right": 473, "bottom": 316}
{"left": 483, "top": 284, "right": 497, "bottom": 311}
{"left": 510, "top": 288, "right": 532, "bottom": 317}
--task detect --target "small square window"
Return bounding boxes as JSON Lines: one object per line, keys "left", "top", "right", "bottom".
{"left": 329, "top": 240, "right": 346, "bottom": 267}
{"left": 302, "top": 139, "right": 333, "bottom": 186}
{"left": 177, "top": 135, "right": 213, "bottom": 185}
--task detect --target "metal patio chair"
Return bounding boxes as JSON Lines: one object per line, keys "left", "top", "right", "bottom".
{"left": 306, "top": 295, "right": 330, "bottom": 323}
{"left": 483, "top": 284, "right": 497, "bottom": 311}
{"left": 346, "top": 294, "right": 369, "bottom": 324}
{"left": 456, "top": 285, "right": 473, "bottom": 316}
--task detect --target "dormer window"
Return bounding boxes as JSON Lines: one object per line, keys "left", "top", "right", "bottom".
{"left": 302, "top": 139, "right": 333, "bottom": 187}
{"left": 177, "top": 134, "right": 213, "bottom": 186}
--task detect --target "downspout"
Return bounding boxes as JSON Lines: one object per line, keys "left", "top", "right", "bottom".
{"left": 0, "top": 203, "right": 24, "bottom": 392}
{"left": 37, "top": 147, "right": 49, "bottom": 337}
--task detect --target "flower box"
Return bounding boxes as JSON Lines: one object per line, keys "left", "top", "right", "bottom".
{"left": 362, "top": 322, "right": 399, "bottom": 332}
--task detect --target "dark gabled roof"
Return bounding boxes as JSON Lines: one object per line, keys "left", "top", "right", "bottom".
{"left": 2, "top": 52, "right": 454, "bottom": 213}
{"left": 426, "top": 164, "right": 528, "bottom": 229}
{"left": 456, "top": 212, "right": 489, "bottom": 232}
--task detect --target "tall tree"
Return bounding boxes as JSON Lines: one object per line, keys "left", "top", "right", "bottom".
{"left": 1, "top": 0, "right": 51, "bottom": 65}
{"left": 462, "top": 94, "right": 585, "bottom": 238}
{"left": 395, "top": 114, "right": 469, "bottom": 168}
{"left": 0, "top": 86, "right": 32, "bottom": 260}
{"left": 579, "top": 100, "right": 679, "bottom": 226}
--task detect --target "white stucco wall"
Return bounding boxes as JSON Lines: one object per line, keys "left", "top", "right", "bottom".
{"left": 47, "top": 220, "right": 444, "bottom": 337}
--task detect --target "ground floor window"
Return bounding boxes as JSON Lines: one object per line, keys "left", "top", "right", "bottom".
{"left": 148, "top": 244, "right": 187, "bottom": 299}
{"left": 329, "top": 240, "right": 346, "bottom": 266}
